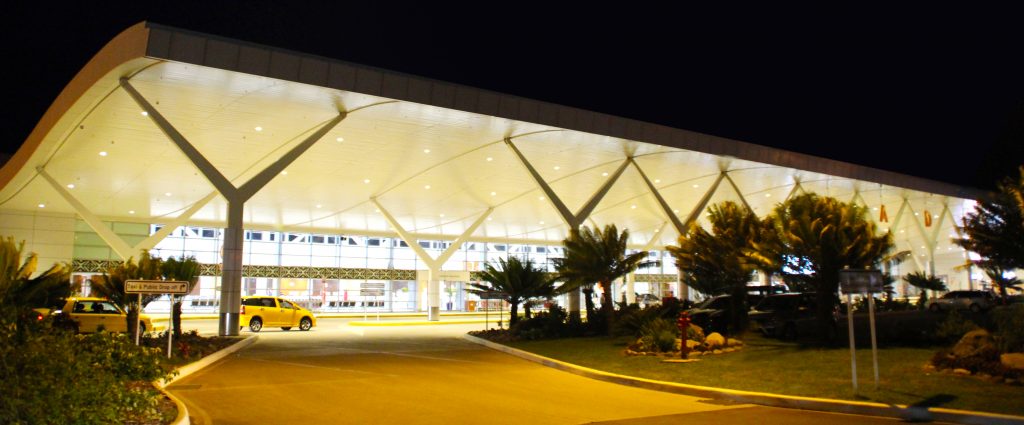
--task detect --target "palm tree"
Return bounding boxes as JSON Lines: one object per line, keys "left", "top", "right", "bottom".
{"left": 954, "top": 169, "right": 1024, "bottom": 299}
{"left": 553, "top": 224, "right": 655, "bottom": 335}
{"left": 161, "top": 255, "right": 200, "bottom": 338}
{"left": 667, "top": 201, "right": 759, "bottom": 332}
{"left": 903, "top": 270, "right": 948, "bottom": 308}
{"left": 468, "top": 256, "right": 553, "bottom": 327}
{"left": 0, "top": 237, "right": 72, "bottom": 320}
{"left": 749, "top": 193, "right": 893, "bottom": 341}
{"left": 90, "top": 251, "right": 164, "bottom": 339}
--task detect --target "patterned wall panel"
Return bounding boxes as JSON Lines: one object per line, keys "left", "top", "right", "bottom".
{"left": 74, "top": 259, "right": 418, "bottom": 281}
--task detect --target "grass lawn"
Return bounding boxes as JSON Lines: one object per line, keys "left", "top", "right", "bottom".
{"left": 507, "top": 333, "right": 1024, "bottom": 417}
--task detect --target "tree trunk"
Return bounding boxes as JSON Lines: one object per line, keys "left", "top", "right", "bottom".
{"left": 601, "top": 280, "right": 614, "bottom": 335}
{"left": 582, "top": 287, "right": 595, "bottom": 321}
{"left": 508, "top": 298, "right": 519, "bottom": 327}
{"left": 126, "top": 306, "right": 140, "bottom": 341}
{"left": 729, "top": 285, "right": 748, "bottom": 334}
{"left": 524, "top": 300, "right": 532, "bottom": 319}
{"left": 568, "top": 287, "right": 581, "bottom": 322}
{"left": 815, "top": 275, "right": 839, "bottom": 344}
{"left": 172, "top": 297, "right": 183, "bottom": 338}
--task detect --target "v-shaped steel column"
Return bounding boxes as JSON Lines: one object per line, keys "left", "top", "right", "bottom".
{"left": 121, "top": 78, "right": 346, "bottom": 336}
{"left": 37, "top": 166, "right": 218, "bottom": 259}
{"left": 785, "top": 179, "right": 807, "bottom": 202}
{"left": 371, "top": 198, "right": 492, "bottom": 320}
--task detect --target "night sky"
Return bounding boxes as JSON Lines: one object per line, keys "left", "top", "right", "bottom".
{"left": 2, "top": 3, "right": 1022, "bottom": 191}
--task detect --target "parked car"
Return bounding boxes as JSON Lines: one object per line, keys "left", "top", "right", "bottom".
{"left": 749, "top": 293, "right": 821, "bottom": 339}
{"left": 924, "top": 290, "right": 998, "bottom": 313}
{"left": 686, "top": 294, "right": 742, "bottom": 334}
{"left": 636, "top": 293, "right": 661, "bottom": 308}
{"left": 240, "top": 296, "right": 317, "bottom": 332}
{"left": 34, "top": 297, "right": 155, "bottom": 333}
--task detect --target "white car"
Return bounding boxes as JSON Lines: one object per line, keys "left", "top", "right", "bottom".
{"left": 925, "top": 290, "right": 998, "bottom": 313}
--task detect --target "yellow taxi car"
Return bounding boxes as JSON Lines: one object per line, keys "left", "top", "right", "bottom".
{"left": 37, "top": 297, "right": 155, "bottom": 333}
{"left": 240, "top": 296, "right": 317, "bottom": 332}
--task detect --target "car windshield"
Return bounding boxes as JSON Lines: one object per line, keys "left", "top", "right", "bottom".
{"left": 754, "top": 295, "right": 798, "bottom": 311}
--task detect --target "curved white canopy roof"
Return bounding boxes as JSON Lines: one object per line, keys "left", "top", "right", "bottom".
{"left": 0, "top": 22, "right": 980, "bottom": 276}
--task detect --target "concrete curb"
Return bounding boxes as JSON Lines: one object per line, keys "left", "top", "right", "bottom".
{"left": 158, "top": 334, "right": 258, "bottom": 389}
{"left": 161, "top": 387, "right": 190, "bottom": 425}
{"left": 462, "top": 334, "right": 1024, "bottom": 425}
{"left": 349, "top": 319, "right": 500, "bottom": 326}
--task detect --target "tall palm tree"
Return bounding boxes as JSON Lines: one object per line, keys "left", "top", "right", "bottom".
{"left": 954, "top": 168, "right": 1024, "bottom": 299}
{"left": 468, "top": 256, "right": 553, "bottom": 327}
{"left": 749, "top": 193, "right": 893, "bottom": 341}
{"left": 90, "top": 251, "right": 164, "bottom": 339}
{"left": 667, "top": 201, "right": 760, "bottom": 332}
{"left": 161, "top": 255, "right": 200, "bottom": 338}
{"left": 903, "top": 270, "right": 948, "bottom": 308}
{"left": 0, "top": 237, "right": 72, "bottom": 320}
{"left": 553, "top": 224, "right": 654, "bottom": 335}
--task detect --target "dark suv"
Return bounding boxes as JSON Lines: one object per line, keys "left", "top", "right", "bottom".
{"left": 924, "top": 290, "right": 998, "bottom": 313}
{"left": 749, "top": 293, "right": 819, "bottom": 339}
{"left": 686, "top": 295, "right": 734, "bottom": 334}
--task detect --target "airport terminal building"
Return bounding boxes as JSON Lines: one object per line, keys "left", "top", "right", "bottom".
{"left": 0, "top": 23, "right": 984, "bottom": 335}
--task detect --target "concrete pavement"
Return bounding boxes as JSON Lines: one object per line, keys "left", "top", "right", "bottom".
{"left": 167, "top": 320, "right": 922, "bottom": 424}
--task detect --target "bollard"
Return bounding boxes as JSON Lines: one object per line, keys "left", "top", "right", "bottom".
{"left": 677, "top": 311, "right": 691, "bottom": 358}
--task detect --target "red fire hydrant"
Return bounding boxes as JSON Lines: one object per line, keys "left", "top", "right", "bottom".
{"left": 677, "top": 311, "right": 691, "bottom": 358}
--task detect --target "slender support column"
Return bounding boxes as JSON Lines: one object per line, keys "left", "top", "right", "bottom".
{"left": 135, "top": 191, "right": 219, "bottom": 251}
{"left": 504, "top": 137, "right": 576, "bottom": 226}
{"left": 220, "top": 200, "right": 245, "bottom": 335}
{"left": 37, "top": 167, "right": 133, "bottom": 259}
{"left": 683, "top": 172, "right": 727, "bottom": 229}
{"left": 625, "top": 273, "right": 636, "bottom": 304}
{"left": 723, "top": 173, "right": 754, "bottom": 214}
{"left": 631, "top": 158, "right": 687, "bottom": 235}
{"left": 121, "top": 78, "right": 348, "bottom": 336}
{"left": 785, "top": 178, "right": 806, "bottom": 201}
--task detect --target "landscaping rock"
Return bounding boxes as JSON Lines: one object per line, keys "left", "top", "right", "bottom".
{"left": 712, "top": 349, "right": 723, "bottom": 354}
{"left": 922, "top": 364, "right": 936, "bottom": 373}
{"left": 952, "top": 329, "right": 996, "bottom": 358}
{"left": 726, "top": 338, "right": 743, "bottom": 347}
{"left": 685, "top": 340, "right": 702, "bottom": 350}
{"left": 1000, "top": 353, "right": 1024, "bottom": 370}
{"left": 952, "top": 368, "right": 971, "bottom": 376}
{"left": 705, "top": 332, "right": 726, "bottom": 349}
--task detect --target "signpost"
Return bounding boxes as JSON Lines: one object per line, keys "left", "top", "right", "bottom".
{"left": 126, "top": 280, "right": 189, "bottom": 358}
{"left": 478, "top": 290, "right": 503, "bottom": 329}
{"left": 839, "top": 269, "right": 884, "bottom": 391}
{"left": 360, "top": 282, "right": 385, "bottom": 321}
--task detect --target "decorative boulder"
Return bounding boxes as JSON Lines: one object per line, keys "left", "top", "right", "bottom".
{"left": 1001, "top": 353, "right": 1024, "bottom": 370}
{"left": 705, "top": 332, "right": 726, "bottom": 349}
{"left": 952, "top": 329, "right": 996, "bottom": 358}
{"left": 685, "top": 340, "right": 702, "bottom": 350}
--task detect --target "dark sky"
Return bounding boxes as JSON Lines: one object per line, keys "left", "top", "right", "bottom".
{"left": 3, "top": 3, "right": 1022, "bottom": 190}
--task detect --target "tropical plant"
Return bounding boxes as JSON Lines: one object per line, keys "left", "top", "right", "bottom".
{"left": 667, "top": 201, "right": 761, "bottom": 332}
{"left": 468, "top": 256, "right": 554, "bottom": 327}
{"left": 903, "top": 271, "right": 948, "bottom": 308}
{"left": 0, "top": 237, "right": 72, "bottom": 321}
{"left": 954, "top": 168, "right": 1024, "bottom": 299}
{"left": 89, "top": 251, "right": 164, "bottom": 340}
{"left": 749, "top": 193, "right": 893, "bottom": 341}
{"left": 161, "top": 256, "right": 200, "bottom": 338}
{"left": 553, "top": 224, "right": 656, "bottom": 335}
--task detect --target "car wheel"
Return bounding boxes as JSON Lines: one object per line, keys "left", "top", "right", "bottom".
{"left": 969, "top": 303, "right": 982, "bottom": 313}
{"left": 249, "top": 317, "right": 263, "bottom": 332}
{"left": 139, "top": 323, "right": 146, "bottom": 334}
{"left": 299, "top": 317, "right": 312, "bottom": 331}
{"left": 281, "top": 327, "right": 291, "bottom": 331}
{"left": 782, "top": 323, "right": 797, "bottom": 341}
{"left": 929, "top": 303, "right": 940, "bottom": 312}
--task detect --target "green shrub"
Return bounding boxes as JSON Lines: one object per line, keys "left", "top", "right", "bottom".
{"left": 510, "top": 305, "right": 571, "bottom": 340}
{"left": 0, "top": 316, "right": 171, "bottom": 424}
{"left": 935, "top": 310, "right": 980, "bottom": 343}
{"left": 992, "top": 304, "right": 1024, "bottom": 353}
{"left": 639, "top": 318, "right": 679, "bottom": 353}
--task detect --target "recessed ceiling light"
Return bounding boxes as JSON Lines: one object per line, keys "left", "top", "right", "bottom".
{"left": 255, "top": 126, "right": 263, "bottom": 132}
{"left": 765, "top": 193, "right": 771, "bottom": 197}
{"left": 631, "top": 205, "right": 637, "bottom": 209}
{"left": 423, "top": 149, "right": 431, "bottom": 154}
{"left": 654, "top": 179, "right": 661, "bottom": 183}
{"left": 487, "top": 217, "right": 492, "bottom": 221}
{"left": 37, "top": 203, "right": 45, "bottom": 208}
{"left": 692, "top": 184, "right": 699, "bottom": 188}
{"left": 336, "top": 137, "right": 344, "bottom": 142}
{"left": 673, "top": 209, "right": 680, "bottom": 213}
{"left": 164, "top": 192, "right": 172, "bottom": 197}
{"left": 66, "top": 184, "right": 75, "bottom": 189}
{"left": 363, "top": 179, "right": 370, "bottom": 184}
{"left": 490, "top": 192, "right": 496, "bottom": 196}
{"left": 486, "top": 157, "right": 493, "bottom": 162}
{"left": 281, "top": 171, "right": 288, "bottom": 175}
{"left": 553, "top": 166, "right": 560, "bottom": 170}
{"left": 602, "top": 172, "right": 608, "bottom": 177}
{"left": 914, "top": 212, "right": 919, "bottom": 216}
{"left": 316, "top": 204, "right": 322, "bottom": 209}
{"left": 98, "top": 151, "right": 108, "bottom": 157}
{"left": 539, "top": 221, "right": 545, "bottom": 225}
{"left": 873, "top": 207, "right": 878, "bottom": 211}
{"left": 899, "top": 230, "right": 905, "bottom": 233}
{"left": 128, "top": 210, "right": 135, "bottom": 214}
{"left": 140, "top": 111, "right": 148, "bottom": 116}
{"left": 538, "top": 196, "right": 544, "bottom": 201}
{"left": 424, "top": 185, "right": 431, "bottom": 190}
{"left": 439, "top": 214, "right": 445, "bottom": 218}
{"left": 375, "top": 209, "right": 381, "bottom": 213}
